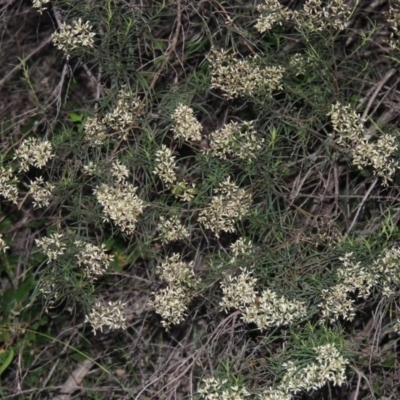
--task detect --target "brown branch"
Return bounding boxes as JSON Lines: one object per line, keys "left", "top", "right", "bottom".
{"left": 348, "top": 178, "right": 378, "bottom": 233}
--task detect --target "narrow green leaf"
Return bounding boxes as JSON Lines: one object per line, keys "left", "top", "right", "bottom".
{"left": 0, "top": 348, "right": 14, "bottom": 376}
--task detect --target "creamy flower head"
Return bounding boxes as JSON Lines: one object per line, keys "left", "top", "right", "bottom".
{"left": 242, "top": 288, "right": 306, "bottom": 330}
{"left": 328, "top": 102, "right": 398, "bottom": 186}
{"left": 279, "top": 343, "right": 348, "bottom": 394}
{"left": 388, "top": 7, "right": 400, "bottom": 48}
{"left": 94, "top": 182, "right": 146, "bottom": 235}
{"left": 36, "top": 233, "right": 66, "bottom": 263}
{"left": 154, "top": 145, "right": 177, "bottom": 185}
{"left": 255, "top": 0, "right": 294, "bottom": 33}
{"left": 150, "top": 285, "right": 190, "bottom": 329}
{"left": 83, "top": 161, "right": 96, "bottom": 175}
{"left": 52, "top": 18, "right": 95, "bottom": 58}
{"left": 259, "top": 388, "right": 292, "bottom": 400}
{"left": 207, "top": 48, "right": 285, "bottom": 99}
{"left": 84, "top": 116, "right": 107, "bottom": 146}
{"left": 101, "top": 87, "right": 144, "bottom": 138}
{"left": 393, "top": 319, "right": 400, "bottom": 334}
{"left": 0, "top": 166, "right": 19, "bottom": 204}
{"left": 29, "top": 176, "right": 55, "bottom": 208}
{"left": 220, "top": 267, "right": 257, "bottom": 311}
{"left": 14, "top": 137, "right": 54, "bottom": 172}
{"left": 256, "top": 0, "right": 352, "bottom": 33}
{"left": 32, "top": 0, "right": 50, "bottom": 13}
{"left": 156, "top": 253, "right": 199, "bottom": 287}
{"left": 171, "top": 104, "right": 202, "bottom": 141}
{"left": 157, "top": 216, "right": 189, "bottom": 243}
{"left": 230, "top": 237, "right": 253, "bottom": 259}
{"left": 198, "top": 377, "right": 251, "bottom": 399}
{"left": 206, "top": 120, "right": 263, "bottom": 161}
{"left": 111, "top": 160, "right": 129, "bottom": 183}
{"left": 153, "top": 145, "right": 197, "bottom": 202}
{"left": 198, "top": 176, "right": 251, "bottom": 236}
{"left": 74, "top": 241, "right": 114, "bottom": 279}
{"left": 85, "top": 300, "right": 127, "bottom": 334}
{"left": 151, "top": 253, "right": 200, "bottom": 329}
{"left": 0, "top": 234, "right": 9, "bottom": 253}
{"left": 319, "top": 283, "right": 355, "bottom": 323}
{"left": 373, "top": 247, "right": 400, "bottom": 297}
{"left": 84, "top": 88, "right": 143, "bottom": 144}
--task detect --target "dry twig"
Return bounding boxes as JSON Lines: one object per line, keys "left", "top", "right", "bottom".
{"left": 51, "top": 360, "right": 93, "bottom": 400}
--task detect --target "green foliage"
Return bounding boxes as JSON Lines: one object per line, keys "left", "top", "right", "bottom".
{"left": 2, "top": 0, "right": 400, "bottom": 399}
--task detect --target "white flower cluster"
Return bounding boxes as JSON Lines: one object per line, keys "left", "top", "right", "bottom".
{"left": 153, "top": 145, "right": 177, "bottom": 185}
{"left": 242, "top": 288, "right": 307, "bottom": 330}
{"left": 205, "top": 121, "right": 264, "bottom": 161}
{"left": 29, "top": 176, "right": 55, "bottom": 208}
{"left": 328, "top": 102, "right": 398, "bottom": 186}
{"left": 220, "top": 268, "right": 306, "bottom": 330}
{"left": 32, "top": 0, "right": 50, "bottom": 14}
{"left": 0, "top": 166, "right": 18, "bottom": 204}
{"left": 387, "top": 6, "right": 400, "bottom": 48}
{"left": 36, "top": 233, "right": 66, "bottom": 263}
{"left": 84, "top": 87, "right": 143, "bottom": 145}
{"left": 280, "top": 344, "right": 348, "bottom": 394}
{"left": 94, "top": 182, "right": 146, "bottom": 235}
{"left": 157, "top": 216, "right": 190, "bottom": 243}
{"left": 337, "top": 253, "right": 377, "bottom": 298}
{"left": 101, "top": 87, "right": 143, "bottom": 138}
{"left": 14, "top": 137, "right": 54, "bottom": 172}
{"left": 255, "top": 0, "right": 293, "bottom": 33}
{"left": 153, "top": 145, "right": 196, "bottom": 202}
{"left": 393, "top": 319, "right": 400, "bottom": 334}
{"left": 372, "top": 247, "right": 400, "bottom": 297}
{"left": 198, "top": 377, "right": 251, "bottom": 400}
{"left": 111, "top": 160, "right": 129, "bottom": 183}
{"left": 255, "top": 0, "right": 351, "bottom": 33}
{"left": 259, "top": 387, "right": 292, "bottom": 400}
{"left": 39, "top": 277, "right": 59, "bottom": 307}
{"left": 36, "top": 234, "right": 113, "bottom": 308}
{"left": 352, "top": 134, "right": 399, "bottom": 186}
{"left": 0, "top": 234, "right": 9, "bottom": 253}
{"left": 36, "top": 233, "right": 113, "bottom": 278}
{"left": 289, "top": 53, "right": 313, "bottom": 77}
{"left": 84, "top": 117, "right": 107, "bottom": 146}
{"left": 150, "top": 253, "right": 200, "bottom": 329}
{"left": 296, "top": 0, "right": 351, "bottom": 31}
{"left": 220, "top": 267, "right": 257, "bottom": 310}
{"left": 207, "top": 48, "right": 285, "bottom": 99}
{"left": 156, "top": 253, "right": 199, "bottom": 287}
{"left": 328, "top": 102, "right": 364, "bottom": 144}
{"left": 150, "top": 286, "right": 189, "bottom": 329}
{"left": 84, "top": 300, "right": 127, "bottom": 335}
{"left": 198, "top": 177, "right": 251, "bottom": 237}
{"left": 83, "top": 161, "right": 96, "bottom": 175}
{"left": 319, "top": 249, "right": 400, "bottom": 323}
{"left": 230, "top": 237, "right": 253, "bottom": 262}
{"left": 171, "top": 104, "right": 202, "bottom": 142}
{"left": 74, "top": 241, "right": 114, "bottom": 279}
{"left": 52, "top": 18, "right": 95, "bottom": 59}
{"left": 319, "top": 252, "right": 378, "bottom": 323}
{"left": 320, "top": 283, "right": 356, "bottom": 323}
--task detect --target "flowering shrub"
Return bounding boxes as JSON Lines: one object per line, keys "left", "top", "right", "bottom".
{"left": 2, "top": 0, "right": 400, "bottom": 399}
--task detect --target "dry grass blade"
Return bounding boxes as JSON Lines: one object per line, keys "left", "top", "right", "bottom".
{"left": 51, "top": 360, "right": 93, "bottom": 400}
